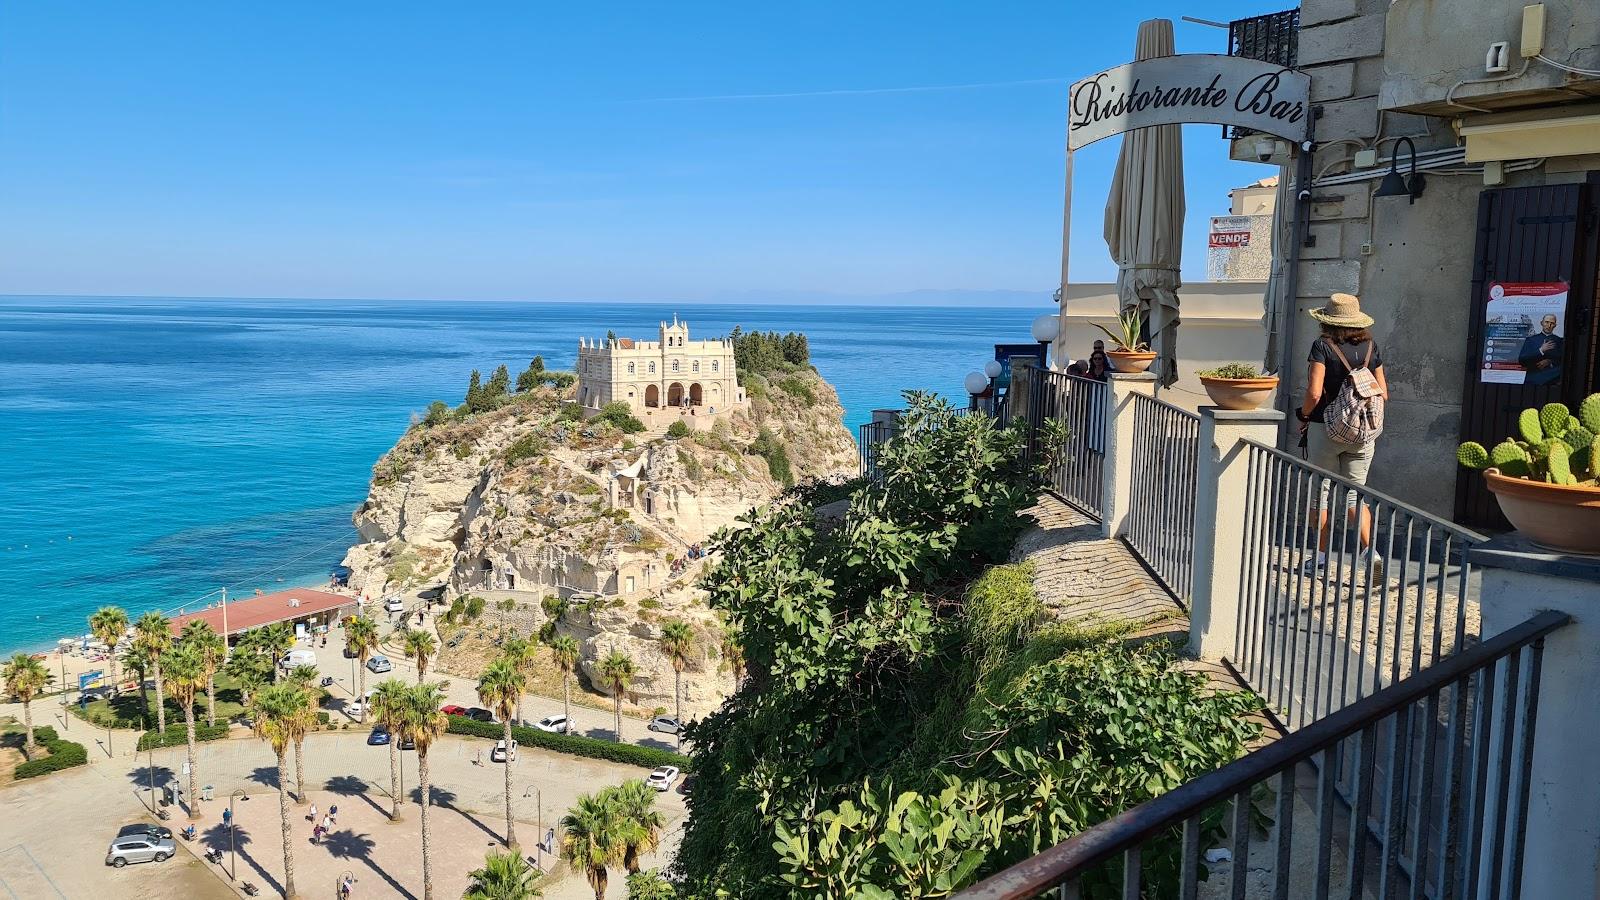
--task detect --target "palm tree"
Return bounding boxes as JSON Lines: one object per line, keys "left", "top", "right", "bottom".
{"left": 181, "top": 620, "right": 226, "bottom": 727}
{"left": 597, "top": 650, "right": 636, "bottom": 743}
{"left": 500, "top": 636, "right": 537, "bottom": 727}
{"left": 2, "top": 653, "right": 53, "bottom": 750}
{"left": 402, "top": 629, "right": 437, "bottom": 683}
{"left": 657, "top": 621, "right": 693, "bottom": 746}
{"left": 133, "top": 612, "right": 173, "bottom": 732}
{"left": 560, "top": 792, "right": 622, "bottom": 900}
{"left": 225, "top": 629, "right": 274, "bottom": 702}
{"left": 342, "top": 615, "right": 379, "bottom": 724}
{"left": 250, "top": 683, "right": 307, "bottom": 899}
{"left": 611, "top": 779, "right": 665, "bottom": 875}
{"left": 477, "top": 657, "right": 527, "bottom": 849}
{"left": 369, "top": 679, "right": 413, "bottom": 822}
{"left": 88, "top": 606, "right": 129, "bottom": 696}
{"left": 719, "top": 623, "right": 746, "bottom": 686}
{"left": 161, "top": 643, "right": 207, "bottom": 820}
{"left": 256, "top": 623, "right": 295, "bottom": 683}
{"left": 549, "top": 635, "right": 580, "bottom": 729}
{"left": 464, "top": 848, "right": 543, "bottom": 900}
{"left": 286, "top": 664, "right": 322, "bottom": 804}
{"left": 402, "top": 682, "right": 449, "bottom": 900}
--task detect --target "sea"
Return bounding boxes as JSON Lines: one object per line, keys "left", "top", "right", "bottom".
{"left": 0, "top": 296, "right": 1040, "bottom": 654}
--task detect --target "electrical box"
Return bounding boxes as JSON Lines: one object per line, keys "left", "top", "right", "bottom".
{"left": 1354, "top": 149, "right": 1378, "bottom": 168}
{"left": 1521, "top": 4, "right": 1545, "bottom": 59}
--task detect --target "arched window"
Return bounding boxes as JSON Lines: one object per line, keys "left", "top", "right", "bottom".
{"left": 692, "top": 360, "right": 700, "bottom": 373}
{"left": 627, "top": 362, "right": 635, "bottom": 374}
{"left": 672, "top": 359, "right": 680, "bottom": 372}
{"left": 712, "top": 360, "right": 719, "bottom": 372}
{"left": 649, "top": 361, "right": 656, "bottom": 374}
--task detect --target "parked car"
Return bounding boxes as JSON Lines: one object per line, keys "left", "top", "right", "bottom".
{"left": 491, "top": 739, "right": 518, "bottom": 763}
{"left": 115, "top": 823, "right": 173, "bottom": 842}
{"left": 384, "top": 596, "right": 405, "bottom": 614}
{"left": 647, "top": 716, "right": 681, "bottom": 735}
{"left": 646, "top": 765, "right": 680, "bottom": 791}
{"left": 345, "top": 699, "right": 366, "bottom": 719}
{"left": 342, "top": 644, "right": 359, "bottom": 659}
{"left": 441, "top": 704, "right": 467, "bottom": 717}
{"left": 464, "top": 707, "right": 495, "bottom": 723}
{"left": 534, "top": 714, "right": 570, "bottom": 734}
{"left": 366, "top": 655, "right": 392, "bottom": 674}
{"left": 278, "top": 648, "right": 316, "bottom": 670}
{"left": 367, "top": 727, "right": 414, "bottom": 750}
{"left": 105, "top": 834, "right": 176, "bottom": 867}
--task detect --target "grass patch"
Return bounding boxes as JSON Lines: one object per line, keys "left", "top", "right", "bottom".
{"left": 75, "top": 673, "right": 252, "bottom": 731}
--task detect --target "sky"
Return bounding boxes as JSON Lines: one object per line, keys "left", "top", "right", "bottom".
{"left": 0, "top": 2, "right": 1277, "bottom": 303}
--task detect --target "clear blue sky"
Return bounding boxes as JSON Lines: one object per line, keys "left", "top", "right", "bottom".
{"left": 0, "top": 2, "right": 1275, "bottom": 303}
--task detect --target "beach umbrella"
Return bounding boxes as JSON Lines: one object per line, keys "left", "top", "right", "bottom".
{"left": 1103, "top": 18, "right": 1185, "bottom": 387}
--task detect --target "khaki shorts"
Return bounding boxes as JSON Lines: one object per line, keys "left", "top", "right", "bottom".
{"left": 1308, "top": 427, "right": 1376, "bottom": 511}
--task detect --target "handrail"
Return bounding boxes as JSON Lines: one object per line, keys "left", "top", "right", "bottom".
{"left": 954, "top": 609, "right": 1571, "bottom": 899}
{"left": 1240, "top": 438, "right": 1489, "bottom": 544}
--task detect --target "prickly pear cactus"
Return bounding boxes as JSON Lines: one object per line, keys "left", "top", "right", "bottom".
{"left": 1589, "top": 436, "right": 1600, "bottom": 479}
{"left": 1456, "top": 442, "right": 1488, "bottom": 469}
{"left": 1565, "top": 424, "right": 1597, "bottom": 454}
{"left": 1581, "top": 393, "right": 1600, "bottom": 433}
{"left": 1547, "top": 442, "right": 1573, "bottom": 485}
{"left": 1519, "top": 407, "right": 1544, "bottom": 444}
{"left": 1541, "top": 402, "right": 1571, "bottom": 438}
{"left": 1490, "top": 440, "right": 1532, "bottom": 478}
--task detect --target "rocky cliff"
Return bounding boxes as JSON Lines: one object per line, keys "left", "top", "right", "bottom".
{"left": 341, "top": 363, "right": 856, "bottom": 717}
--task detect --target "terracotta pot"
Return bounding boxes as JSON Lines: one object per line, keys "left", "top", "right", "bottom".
{"left": 1199, "top": 375, "right": 1280, "bottom": 411}
{"left": 1483, "top": 468, "right": 1600, "bottom": 555}
{"left": 1107, "top": 350, "right": 1158, "bottom": 373}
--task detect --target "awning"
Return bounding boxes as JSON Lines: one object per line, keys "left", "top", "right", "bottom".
{"left": 1462, "top": 110, "right": 1600, "bottom": 163}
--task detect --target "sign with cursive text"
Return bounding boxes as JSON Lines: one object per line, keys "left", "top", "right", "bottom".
{"left": 1068, "top": 54, "right": 1310, "bottom": 151}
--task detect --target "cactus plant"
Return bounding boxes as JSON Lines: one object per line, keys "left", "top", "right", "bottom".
{"left": 1519, "top": 407, "right": 1543, "bottom": 443}
{"left": 1580, "top": 394, "right": 1600, "bottom": 433}
{"left": 1458, "top": 393, "right": 1600, "bottom": 487}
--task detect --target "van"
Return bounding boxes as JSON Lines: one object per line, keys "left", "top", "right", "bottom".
{"left": 279, "top": 648, "right": 317, "bottom": 670}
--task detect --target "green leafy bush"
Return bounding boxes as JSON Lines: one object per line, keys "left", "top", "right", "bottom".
{"left": 504, "top": 432, "right": 548, "bottom": 466}
{"left": 1197, "top": 363, "right": 1269, "bottom": 379}
{"left": 666, "top": 420, "right": 692, "bottom": 440}
{"left": 747, "top": 427, "right": 792, "bottom": 487}
{"left": 444, "top": 715, "right": 687, "bottom": 768}
{"left": 15, "top": 726, "right": 88, "bottom": 779}
{"left": 136, "top": 722, "right": 231, "bottom": 751}
{"left": 597, "top": 401, "right": 647, "bottom": 434}
{"left": 776, "top": 376, "right": 815, "bottom": 404}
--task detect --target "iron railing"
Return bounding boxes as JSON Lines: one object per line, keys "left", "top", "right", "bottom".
{"left": 1123, "top": 394, "right": 1200, "bottom": 603}
{"left": 1225, "top": 8, "right": 1300, "bottom": 139}
{"left": 858, "top": 420, "right": 896, "bottom": 481}
{"left": 1009, "top": 366, "right": 1107, "bottom": 519}
{"left": 955, "top": 609, "right": 1568, "bottom": 900}
{"left": 1233, "top": 440, "right": 1486, "bottom": 733}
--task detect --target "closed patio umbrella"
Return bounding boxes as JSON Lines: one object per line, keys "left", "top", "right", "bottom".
{"left": 1104, "top": 18, "right": 1185, "bottom": 387}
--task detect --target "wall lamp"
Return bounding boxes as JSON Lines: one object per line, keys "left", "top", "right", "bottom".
{"left": 1375, "top": 136, "right": 1426, "bottom": 205}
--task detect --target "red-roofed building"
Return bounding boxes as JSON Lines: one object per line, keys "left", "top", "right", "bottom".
{"left": 169, "top": 588, "right": 359, "bottom": 640}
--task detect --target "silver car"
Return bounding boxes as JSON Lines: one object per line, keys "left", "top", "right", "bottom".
{"left": 105, "top": 834, "right": 175, "bottom": 867}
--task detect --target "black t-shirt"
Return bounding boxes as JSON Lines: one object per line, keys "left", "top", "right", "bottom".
{"left": 1308, "top": 338, "right": 1382, "bottom": 422}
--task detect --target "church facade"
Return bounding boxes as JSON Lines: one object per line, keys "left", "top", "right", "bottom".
{"left": 575, "top": 317, "right": 745, "bottom": 421}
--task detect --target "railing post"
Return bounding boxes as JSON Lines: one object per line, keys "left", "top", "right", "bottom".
{"left": 1099, "top": 372, "right": 1157, "bottom": 539}
{"left": 1187, "top": 407, "right": 1282, "bottom": 660}
{"left": 1475, "top": 546, "right": 1600, "bottom": 898}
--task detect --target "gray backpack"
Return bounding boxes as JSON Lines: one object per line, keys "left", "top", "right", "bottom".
{"left": 1324, "top": 340, "right": 1384, "bottom": 444}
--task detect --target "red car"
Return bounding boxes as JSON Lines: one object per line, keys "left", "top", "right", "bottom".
{"left": 440, "top": 705, "right": 467, "bottom": 717}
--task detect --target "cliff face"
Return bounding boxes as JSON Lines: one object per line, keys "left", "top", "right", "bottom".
{"left": 341, "top": 366, "right": 855, "bottom": 717}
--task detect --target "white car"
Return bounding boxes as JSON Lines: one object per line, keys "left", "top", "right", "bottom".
{"left": 345, "top": 689, "right": 375, "bottom": 718}
{"left": 647, "top": 716, "right": 681, "bottom": 735}
{"left": 646, "top": 765, "right": 680, "bottom": 792}
{"left": 491, "top": 739, "right": 518, "bottom": 763}
{"left": 384, "top": 597, "right": 405, "bottom": 614}
{"left": 534, "top": 714, "right": 570, "bottom": 734}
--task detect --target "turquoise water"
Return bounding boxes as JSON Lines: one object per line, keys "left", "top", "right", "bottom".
{"left": 0, "top": 296, "right": 1039, "bottom": 653}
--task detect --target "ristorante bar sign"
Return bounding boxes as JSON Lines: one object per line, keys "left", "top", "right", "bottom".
{"left": 1067, "top": 54, "right": 1311, "bottom": 151}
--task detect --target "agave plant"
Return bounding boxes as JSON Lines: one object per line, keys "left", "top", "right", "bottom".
{"left": 1087, "top": 309, "right": 1150, "bottom": 352}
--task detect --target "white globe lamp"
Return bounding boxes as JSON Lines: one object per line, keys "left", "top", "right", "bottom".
{"left": 1030, "top": 314, "right": 1060, "bottom": 343}
{"left": 964, "top": 371, "right": 990, "bottom": 395}
{"left": 983, "top": 359, "right": 1003, "bottom": 379}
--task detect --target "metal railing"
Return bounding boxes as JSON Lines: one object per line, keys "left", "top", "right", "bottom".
{"left": 1123, "top": 394, "right": 1200, "bottom": 603}
{"left": 955, "top": 609, "right": 1568, "bottom": 900}
{"left": 858, "top": 420, "right": 896, "bottom": 481}
{"left": 1225, "top": 8, "right": 1300, "bottom": 140}
{"left": 1233, "top": 440, "right": 1486, "bottom": 733}
{"left": 1009, "top": 366, "right": 1107, "bottom": 519}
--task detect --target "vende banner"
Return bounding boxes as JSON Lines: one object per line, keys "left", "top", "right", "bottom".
{"left": 1209, "top": 215, "right": 1253, "bottom": 248}
{"left": 1481, "top": 281, "right": 1569, "bottom": 386}
{"left": 1068, "top": 54, "right": 1310, "bottom": 151}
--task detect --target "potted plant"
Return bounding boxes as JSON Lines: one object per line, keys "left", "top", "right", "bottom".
{"left": 1457, "top": 394, "right": 1600, "bottom": 554}
{"left": 1089, "top": 310, "right": 1157, "bottom": 373}
{"left": 1197, "top": 363, "right": 1280, "bottom": 410}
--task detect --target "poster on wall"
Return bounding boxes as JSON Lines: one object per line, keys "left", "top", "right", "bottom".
{"left": 1481, "top": 281, "right": 1568, "bottom": 386}
{"left": 1208, "top": 216, "right": 1252, "bottom": 248}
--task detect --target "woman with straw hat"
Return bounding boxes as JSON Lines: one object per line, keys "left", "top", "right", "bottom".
{"left": 1296, "top": 292, "right": 1390, "bottom": 578}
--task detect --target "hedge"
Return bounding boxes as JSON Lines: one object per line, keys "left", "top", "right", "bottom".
{"left": 136, "top": 722, "right": 231, "bottom": 752}
{"left": 15, "top": 726, "right": 88, "bottom": 780}
{"left": 445, "top": 715, "right": 687, "bottom": 769}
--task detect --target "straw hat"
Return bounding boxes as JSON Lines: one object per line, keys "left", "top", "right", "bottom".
{"left": 1309, "top": 292, "right": 1375, "bottom": 328}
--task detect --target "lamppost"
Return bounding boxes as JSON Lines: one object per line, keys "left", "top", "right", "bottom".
{"left": 1031, "top": 314, "right": 1060, "bottom": 372}
{"left": 523, "top": 785, "right": 545, "bottom": 871}
{"left": 964, "top": 371, "right": 989, "bottom": 413}
{"left": 228, "top": 789, "right": 247, "bottom": 882}
{"left": 148, "top": 744, "right": 158, "bottom": 814}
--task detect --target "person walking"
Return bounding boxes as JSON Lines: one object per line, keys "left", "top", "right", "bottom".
{"left": 1297, "top": 293, "right": 1389, "bottom": 577}
{"left": 308, "top": 802, "right": 317, "bottom": 824}
{"left": 328, "top": 805, "right": 338, "bottom": 827}
{"left": 321, "top": 813, "right": 333, "bottom": 836}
